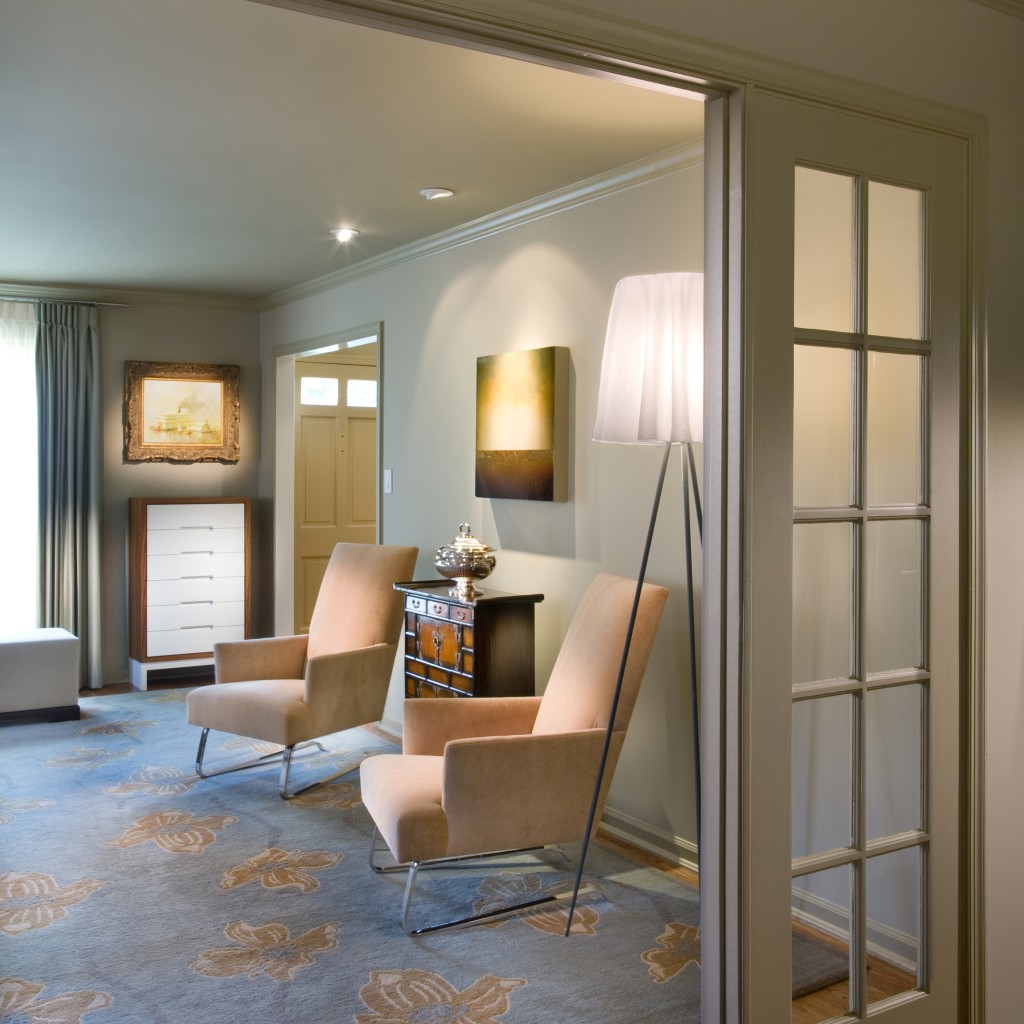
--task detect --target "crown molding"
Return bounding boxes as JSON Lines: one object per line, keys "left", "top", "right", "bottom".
{"left": 258, "top": 139, "right": 703, "bottom": 310}
{"left": 0, "top": 281, "right": 258, "bottom": 312}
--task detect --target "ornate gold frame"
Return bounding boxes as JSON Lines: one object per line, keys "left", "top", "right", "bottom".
{"left": 123, "top": 361, "right": 240, "bottom": 464}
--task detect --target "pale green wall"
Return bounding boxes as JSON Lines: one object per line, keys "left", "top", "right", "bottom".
{"left": 260, "top": 163, "right": 705, "bottom": 858}
{"left": 98, "top": 301, "right": 260, "bottom": 685}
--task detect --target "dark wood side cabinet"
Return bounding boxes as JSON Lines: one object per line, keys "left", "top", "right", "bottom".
{"left": 394, "top": 582, "right": 543, "bottom": 698}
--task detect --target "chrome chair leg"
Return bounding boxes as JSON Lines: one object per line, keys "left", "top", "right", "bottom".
{"left": 368, "top": 827, "right": 587, "bottom": 935}
{"left": 280, "top": 756, "right": 359, "bottom": 800}
{"left": 193, "top": 728, "right": 333, "bottom": 799}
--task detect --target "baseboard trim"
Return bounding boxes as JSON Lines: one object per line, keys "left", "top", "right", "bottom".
{"left": 791, "top": 887, "right": 918, "bottom": 974}
{"left": 377, "top": 714, "right": 402, "bottom": 739}
{"left": 599, "top": 807, "right": 698, "bottom": 872}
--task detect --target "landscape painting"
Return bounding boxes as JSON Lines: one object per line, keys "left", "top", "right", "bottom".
{"left": 475, "top": 346, "right": 569, "bottom": 501}
{"left": 123, "top": 361, "right": 241, "bottom": 464}
{"left": 142, "top": 377, "right": 224, "bottom": 445}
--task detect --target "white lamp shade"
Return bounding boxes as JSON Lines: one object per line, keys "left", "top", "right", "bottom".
{"left": 593, "top": 272, "right": 704, "bottom": 445}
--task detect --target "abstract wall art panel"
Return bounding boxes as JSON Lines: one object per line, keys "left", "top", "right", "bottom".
{"left": 475, "top": 346, "right": 569, "bottom": 501}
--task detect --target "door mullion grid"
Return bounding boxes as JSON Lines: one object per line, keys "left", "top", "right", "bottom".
{"left": 853, "top": 331, "right": 869, "bottom": 1020}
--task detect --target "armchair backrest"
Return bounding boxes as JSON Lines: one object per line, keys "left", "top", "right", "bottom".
{"left": 531, "top": 572, "right": 669, "bottom": 737}
{"left": 306, "top": 543, "right": 418, "bottom": 660}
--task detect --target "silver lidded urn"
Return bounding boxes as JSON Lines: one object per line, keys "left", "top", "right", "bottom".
{"left": 434, "top": 523, "right": 496, "bottom": 601}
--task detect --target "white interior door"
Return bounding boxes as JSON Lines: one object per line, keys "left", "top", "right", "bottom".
{"left": 739, "top": 92, "right": 968, "bottom": 1023}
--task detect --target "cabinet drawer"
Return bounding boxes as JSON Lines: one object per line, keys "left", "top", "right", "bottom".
{"left": 145, "top": 623, "right": 245, "bottom": 658}
{"left": 405, "top": 595, "right": 427, "bottom": 614}
{"left": 405, "top": 660, "right": 474, "bottom": 696}
{"left": 146, "top": 601, "right": 245, "bottom": 631}
{"left": 147, "top": 551, "right": 245, "bottom": 581}
{"left": 449, "top": 604, "right": 473, "bottom": 624}
{"left": 146, "top": 503, "right": 245, "bottom": 530}
{"left": 148, "top": 576, "right": 245, "bottom": 607}
{"left": 146, "top": 527, "right": 245, "bottom": 556}
{"left": 406, "top": 677, "right": 465, "bottom": 699}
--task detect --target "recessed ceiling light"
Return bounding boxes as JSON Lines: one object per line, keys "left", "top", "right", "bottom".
{"left": 331, "top": 227, "right": 359, "bottom": 242}
{"left": 419, "top": 187, "right": 454, "bottom": 200}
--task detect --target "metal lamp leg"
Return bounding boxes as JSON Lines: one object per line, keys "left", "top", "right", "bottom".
{"left": 564, "top": 441, "right": 673, "bottom": 936}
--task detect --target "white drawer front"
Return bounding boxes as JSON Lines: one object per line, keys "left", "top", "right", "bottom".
{"left": 146, "top": 503, "right": 245, "bottom": 530}
{"left": 147, "top": 576, "right": 244, "bottom": 607}
{"left": 146, "top": 527, "right": 245, "bottom": 557}
{"left": 146, "top": 601, "right": 245, "bottom": 632}
{"left": 145, "top": 623, "right": 245, "bottom": 658}
{"left": 147, "top": 552, "right": 245, "bottom": 581}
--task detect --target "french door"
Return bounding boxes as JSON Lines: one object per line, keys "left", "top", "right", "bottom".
{"left": 732, "top": 90, "right": 969, "bottom": 1022}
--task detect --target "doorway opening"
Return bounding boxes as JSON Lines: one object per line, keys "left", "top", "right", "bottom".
{"left": 273, "top": 323, "right": 382, "bottom": 636}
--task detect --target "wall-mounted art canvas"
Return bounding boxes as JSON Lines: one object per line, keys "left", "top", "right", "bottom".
{"left": 475, "top": 346, "right": 569, "bottom": 501}
{"left": 123, "top": 361, "right": 240, "bottom": 464}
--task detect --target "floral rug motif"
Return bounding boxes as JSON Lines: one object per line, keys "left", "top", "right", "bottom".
{"left": 0, "top": 689, "right": 782, "bottom": 1022}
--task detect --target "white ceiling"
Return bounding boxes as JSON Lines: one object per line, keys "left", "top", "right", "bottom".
{"left": 0, "top": 0, "right": 704, "bottom": 305}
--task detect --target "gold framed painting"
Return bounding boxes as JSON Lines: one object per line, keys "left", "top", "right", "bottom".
{"left": 123, "top": 361, "right": 241, "bottom": 464}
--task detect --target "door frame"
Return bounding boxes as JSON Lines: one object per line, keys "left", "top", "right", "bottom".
{"left": 254, "top": 3, "right": 985, "bottom": 1019}
{"left": 272, "top": 322, "right": 383, "bottom": 636}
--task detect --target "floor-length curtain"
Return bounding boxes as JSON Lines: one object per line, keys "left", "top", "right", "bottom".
{"left": 36, "top": 302, "right": 102, "bottom": 689}
{"left": 0, "top": 301, "right": 40, "bottom": 630}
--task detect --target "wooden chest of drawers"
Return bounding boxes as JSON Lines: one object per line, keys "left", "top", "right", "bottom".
{"left": 128, "top": 497, "right": 252, "bottom": 689}
{"left": 394, "top": 582, "right": 543, "bottom": 698}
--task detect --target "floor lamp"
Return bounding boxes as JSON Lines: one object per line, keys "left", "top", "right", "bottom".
{"left": 565, "top": 272, "right": 704, "bottom": 935}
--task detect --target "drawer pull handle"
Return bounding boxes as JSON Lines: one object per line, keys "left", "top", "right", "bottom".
{"left": 181, "top": 575, "right": 215, "bottom": 580}
{"left": 181, "top": 624, "right": 214, "bottom": 630}
{"left": 182, "top": 550, "right": 214, "bottom": 555}
{"left": 180, "top": 526, "right": 214, "bottom": 530}
{"left": 181, "top": 600, "right": 214, "bottom": 606}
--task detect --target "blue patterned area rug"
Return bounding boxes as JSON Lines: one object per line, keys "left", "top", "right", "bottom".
{"left": 1, "top": 690, "right": 704, "bottom": 1024}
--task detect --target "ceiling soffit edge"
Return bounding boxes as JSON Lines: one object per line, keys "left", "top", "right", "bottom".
{"left": 253, "top": 0, "right": 985, "bottom": 139}
{"left": 257, "top": 139, "right": 703, "bottom": 311}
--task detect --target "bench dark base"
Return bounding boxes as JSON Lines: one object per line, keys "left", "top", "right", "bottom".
{"left": 0, "top": 703, "right": 81, "bottom": 724}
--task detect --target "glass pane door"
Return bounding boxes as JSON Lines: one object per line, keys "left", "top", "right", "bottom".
{"left": 740, "top": 91, "right": 966, "bottom": 1024}
{"left": 792, "top": 167, "right": 930, "bottom": 1020}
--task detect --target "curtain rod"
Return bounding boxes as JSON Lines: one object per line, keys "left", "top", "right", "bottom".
{"left": 0, "top": 296, "right": 130, "bottom": 307}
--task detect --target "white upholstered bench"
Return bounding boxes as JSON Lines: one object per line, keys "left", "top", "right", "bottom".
{"left": 0, "top": 628, "right": 81, "bottom": 722}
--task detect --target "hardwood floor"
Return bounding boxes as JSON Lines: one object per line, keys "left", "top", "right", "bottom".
{"left": 83, "top": 685, "right": 914, "bottom": 1020}
{"left": 790, "top": 916, "right": 918, "bottom": 1024}
{"left": 80, "top": 670, "right": 213, "bottom": 697}
{"left": 598, "top": 833, "right": 916, "bottom": 1023}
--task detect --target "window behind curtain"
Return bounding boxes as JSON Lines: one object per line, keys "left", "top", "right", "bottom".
{"left": 0, "top": 301, "right": 39, "bottom": 629}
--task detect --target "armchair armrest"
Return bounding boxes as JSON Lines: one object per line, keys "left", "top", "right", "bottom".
{"left": 304, "top": 642, "right": 398, "bottom": 728}
{"left": 214, "top": 634, "right": 308, "bottom": 683}
{"left": 441, "top": 729, "right": 610, "bottom": 855}
{"left": 402, "top": 696, "right": 543, "bottom": 756}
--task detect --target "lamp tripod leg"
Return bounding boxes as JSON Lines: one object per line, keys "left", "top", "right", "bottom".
{"left": 564, "top": 441, "right": 672, "bottom": 937}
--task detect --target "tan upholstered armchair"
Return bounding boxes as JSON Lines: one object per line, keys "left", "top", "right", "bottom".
{"left": 186, "top": 542, "right": 417, "bottom": 798}
{"left": 360, "top": 572, "right": 668, "bottom": 933}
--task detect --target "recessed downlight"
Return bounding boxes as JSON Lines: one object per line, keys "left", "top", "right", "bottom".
{"left": 419, "top": 187, "right": 454, "bottom": 200}
{"left": 331, "top": 227, "right": 359, "bottom": 242}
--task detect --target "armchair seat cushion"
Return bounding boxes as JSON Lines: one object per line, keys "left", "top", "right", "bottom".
{"left": 187, "top": 679, "right": 309, "bottom": 747}
{"left": 361, "top": 754, "right": 448, "bottom": 864}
